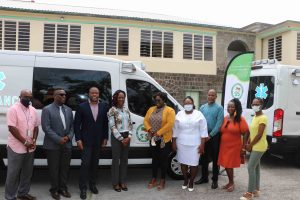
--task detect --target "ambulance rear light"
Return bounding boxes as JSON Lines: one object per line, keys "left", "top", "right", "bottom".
{"left": 273, "top": 108, "right": 284, "bottom": 137}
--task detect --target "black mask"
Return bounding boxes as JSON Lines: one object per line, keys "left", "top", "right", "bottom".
{"left": 20, "top": 97, "right": 31, "bottom": 107}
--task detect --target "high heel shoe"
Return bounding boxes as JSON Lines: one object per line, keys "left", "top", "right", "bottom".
{"left": 147, "top": 178, "right": 157, "bottom": 189}
{"left": 157, "top": 179, "right": 165, "bottom": 191}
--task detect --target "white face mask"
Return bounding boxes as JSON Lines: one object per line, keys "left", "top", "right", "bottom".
{"left": 184, "top": 104, "right": 194, "bottom": 112}
{"left": 252, "top": 105, "right": 261, "bottom": 113}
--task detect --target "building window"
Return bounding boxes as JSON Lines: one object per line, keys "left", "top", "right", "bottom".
{"left": 43, "top": 23, "right": 81, "bottom": 54}
{"left": 297, "top": 32, "right": 300, "bottom": 60}
{"left": 204, "top": 36, "right": 213, "bottom": 61}
{"left": 118, "top": 28, "right": 129, "bottom": 56}
{"left": 93, "top": 27, "right": 105, "bottom": 54}
{"left": 106, "top": 27, "right": 117, "bottom": 55}
{"left": 183, "top": 34, "right": 213, "bottom": 61}
{"left": 140, "top": 30, "right": 151, "bottom": 57}
{"left": 69, "top": 25, "right": 81, "bottom": 54}
{"left": 93, "top": 26, "right": 129, "bottom": 56}
{"left": 268, "top": 36, "right": 282, "bottom": 61}
{"left": 194, "top": 35, "right": 203, "bottom": 60}
{"left": 163, "top": 32, "right": 173, "bottom": 58}
{"left": 140, "top": 30, "right": 173, "bottom": 58}
{"left": 183, "top": 34, "right": 193, "bottom": 59}
{"left": 0, "top": 20, "right": 30, "bottom": 51}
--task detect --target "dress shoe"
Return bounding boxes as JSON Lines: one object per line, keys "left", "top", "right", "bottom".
{"left": 194, "top": 178, "right": 209, "bottom": 185}
{"left": 90, "top": 185, "right": 99, "bottom": 194}
{"left": 59, "top": 190, "right": 71, "bottom": 198}
{"left": 120, "top": 184, "right": 128, "bottom": 191}
{"left": 211, "top": 181, "right": 218, "bottom": 189}
{"left": 80, "top": 190, "right": 87, "bottom": 200}
{"left": 50, "top": 191, "right": 60, "bottom": 200}
{"left": 17, "top": 194, "right": 37, "bottom": 200}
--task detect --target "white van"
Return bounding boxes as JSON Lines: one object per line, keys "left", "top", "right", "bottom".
{"left": 244, "top": 59, "right": 300, "bottom": 165}
{"left": 0, "top": 50, "right": 183, "bottom": 178}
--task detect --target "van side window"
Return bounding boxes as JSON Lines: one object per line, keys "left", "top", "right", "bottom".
{"left": 32, "top": 67, "right": 112, "bottom": 110}
{"left": 247, "top": 76, "right": 275, "bottom": 109}
{"left": 126, "top": 79, "right": 175, "bottom": 117}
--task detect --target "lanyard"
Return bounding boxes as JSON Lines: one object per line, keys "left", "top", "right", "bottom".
{"left": 21, "top": 107, "right": 31, "bottom": 136}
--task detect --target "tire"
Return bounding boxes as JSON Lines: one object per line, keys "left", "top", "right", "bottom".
{"left": 167, "top": 151, "right": 183, "bottom": 180}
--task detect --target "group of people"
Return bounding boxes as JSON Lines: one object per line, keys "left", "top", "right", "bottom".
{"left": 4, "top": 87, "right": 268, "bottom": 200}
{"left": 142, "top": 89, "right": 268, "bottom": 200}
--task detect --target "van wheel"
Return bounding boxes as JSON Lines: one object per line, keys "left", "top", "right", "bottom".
{"left": 167, "top": 151, "right": 183, "bottom": 180}
{"left": 295, "top": 149, "right": 300, "bottom": 167}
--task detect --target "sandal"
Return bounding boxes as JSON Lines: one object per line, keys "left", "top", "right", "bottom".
{"left": 120, "top": 183, "right": 128, "bottom": 191}
{"left": 147, "top": 178, "right": 157, "bottom": 189}
{"left": 253, "top": 190, "right": 260, "bottom": 197}
{"left": 113, "top": 184, "right": 121, "bottom": 192}
{"left": 226, "top": 184, "right": 235, "bottom": 192}
{"left": 157, "top": 179, "right": 165, "bottom": 191}
{"left": 240, "top": 192, "right": 253, "bottom": 200}
{"left": 222, "top": 183, "right": 231, "bottom": 189}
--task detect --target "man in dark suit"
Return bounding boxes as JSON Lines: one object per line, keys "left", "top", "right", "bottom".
{"left": 74, "top": 87, "right": 109, "bottom": 200}
{"left": 42, "top": 89, "right": 74, "bottom": 200}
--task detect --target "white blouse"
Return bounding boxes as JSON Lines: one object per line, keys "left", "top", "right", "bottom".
{"left": 173, "top": 110, "right": 208, "bottom": 146}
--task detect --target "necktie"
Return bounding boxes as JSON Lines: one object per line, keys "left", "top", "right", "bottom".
{"left": 59, "top": 106, "right": 66, "bottom": 130}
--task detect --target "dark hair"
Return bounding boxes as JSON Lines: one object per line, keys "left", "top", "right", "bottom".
{"left": 88, "top": 86, "right": 100, "bottom": 93}
{"left": 153, "top": 92, "right": 168, "bottom": 102}
{"left": 229, "top": 98, "right": 242, "bottom": 123}
{"left": 253, "top": 97, "right": 264, "bottom": 108}
{"left": 112, "top": 90, "right": 126, "bottom": 107}
{"left": 183, "top": 96, "right": 196, "bottom": 109}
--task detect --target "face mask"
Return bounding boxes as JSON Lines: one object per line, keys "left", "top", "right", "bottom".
{"left": 252, "top": 105, "right": 261, "bottom": 113}
{"left": 184, "top": 104, "right": 194, "bottom": 112}
{"left": 20, "top": 97, "right": 31, "bottom": 108}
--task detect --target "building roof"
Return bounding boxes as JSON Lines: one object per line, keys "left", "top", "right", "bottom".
{"left": 241, "top": 22, "right": 273, "bottom": 33}
{"left": 0, "top": 0, "right": 252, "bottom": 33}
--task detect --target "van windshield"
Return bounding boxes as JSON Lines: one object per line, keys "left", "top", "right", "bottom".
{"left": 246, "top": 76, "right": 275, "bottom": 109}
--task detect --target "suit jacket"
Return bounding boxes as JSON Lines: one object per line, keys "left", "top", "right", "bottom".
{"left": 74, "top": 101, "right": 109, "bottom": 146}
{"left": 42, "top": 103, "right": 74, "bottom": 150}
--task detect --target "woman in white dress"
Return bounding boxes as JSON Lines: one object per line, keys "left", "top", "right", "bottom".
{"left": 172, "top": 96, "right": 208, "bottom": 191}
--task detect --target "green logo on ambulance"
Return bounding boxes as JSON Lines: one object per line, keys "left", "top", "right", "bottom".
{"left": 231, "top": 83, "right": 243, "bottom": 99}
{"left": 136, "top": 124, "right": 149, "bottom": 142}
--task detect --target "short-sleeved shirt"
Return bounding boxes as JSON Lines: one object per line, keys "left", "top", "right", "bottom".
{"left": 250, "top": 114, "right": 268, "bottom": 152}
{"left": 7, "top": 102, "right": 39, "bottom": 154}
{"left": 173, "top": 110, "right": 208, "bottom": 146}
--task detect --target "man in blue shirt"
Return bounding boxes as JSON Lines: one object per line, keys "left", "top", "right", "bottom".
{"left": 195, "top": 89, "right": 224, "bottom": 189}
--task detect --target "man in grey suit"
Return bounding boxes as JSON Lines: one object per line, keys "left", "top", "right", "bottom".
{"left": 42, "top": 89, "right": 74, "bottom": 200}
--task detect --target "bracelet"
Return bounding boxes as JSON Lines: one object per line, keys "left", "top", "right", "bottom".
{"left": 24, "top": 140, "right": 28, "bottom": 146}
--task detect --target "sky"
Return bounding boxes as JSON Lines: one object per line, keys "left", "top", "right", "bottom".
{"left": 34, "top": 0, "right": 300, "bottom": 28}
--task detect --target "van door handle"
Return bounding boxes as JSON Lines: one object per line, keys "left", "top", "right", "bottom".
{"left": 296, "top": 112, "right": 300, "bottom": 115}
{"left": 132, "top": 122, "right": 136, "bottom": 124}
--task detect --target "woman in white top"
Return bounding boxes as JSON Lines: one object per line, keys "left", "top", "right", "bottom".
{"left": 172, "top": 96, "right": 208, "bottom": 191}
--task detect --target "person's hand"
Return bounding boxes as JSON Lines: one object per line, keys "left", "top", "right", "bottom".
{"left": 148, "top": 129, "right": 155, "bottom": 137}
{"left": 122, "top": 138, "right": 130, "bottom": 147}
{"left": 245, "top": 144, "right": 252, "bottom": 152}
{"left": 240, "top": 148, "right": 246, "bottom": 156}
{"left": 172, "top": 142, "right": 177, "bottom": 152}
{"left": 206, "top": 135, "right": 211, "bottom": 142}
{"left": 59, "top": 137, "right": 67, "bottom": 145}
{"left": 77, "top": 140, "right": 84, "bottom": 150}
{"left": 25, "top": 140, "right": 34, "bottom": 149}
{"left": 29, "top": 139, "right": 37, "bottom": 150}
{"left": 102, "top": 139, "right": 108, "bottom": 147}
{"left": 198, "top": 144, "right": 205, "bottom": 155}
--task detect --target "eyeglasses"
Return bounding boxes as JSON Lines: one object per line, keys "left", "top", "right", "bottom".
{"left": 58, "top": 94, "right": 66, "bottom": 97}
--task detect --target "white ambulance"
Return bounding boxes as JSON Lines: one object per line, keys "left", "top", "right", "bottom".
{"left": 0, "top": 50, "right": 183, "bottom": 179}
{"left": 244, "top": 59, "right": 300, "bottom": 165}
